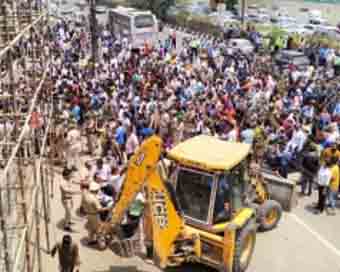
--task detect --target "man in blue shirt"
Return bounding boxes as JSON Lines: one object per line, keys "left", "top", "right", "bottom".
{"left": 115, "top": 121, "right": 127, "bottom": 150}
{"left": 71, "top": 104, "right": 81, "bottom": 124}
{"left": 140, "top": 126, "right": 154, "bottom": 140}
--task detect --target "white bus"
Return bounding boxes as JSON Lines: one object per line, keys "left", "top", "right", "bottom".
{"left": 108, "top": 6, "right": 159, "bottom": 49}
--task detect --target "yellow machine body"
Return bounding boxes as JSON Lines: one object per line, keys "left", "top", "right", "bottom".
{"left": 110, "top": 135, "right": 258, "bottom": 272}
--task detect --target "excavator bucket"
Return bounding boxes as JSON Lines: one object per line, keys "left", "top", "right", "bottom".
{"left": 261, "top": 169, "right": 298, "bottom": 211}
{"left": 111, "top": 232, "right": 142, "bottom": 258}
{"left": 109, "top": 135, "right": 186, "bottom": 268}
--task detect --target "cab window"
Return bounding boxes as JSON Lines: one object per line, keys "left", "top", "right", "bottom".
{"left": 213, "top": 175, "right": 231, "bottom": 224}
{"left": 229, "top": 163, "right": 248, "bottom": 212}
{"left": 176, "top": 168, "right": 213, "bottom": 223}
{"left": 213, "top": 163, "right": 248, "bottom": 224}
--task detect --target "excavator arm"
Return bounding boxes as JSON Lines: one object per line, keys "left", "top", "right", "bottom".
{"left": 111, "top": 136, "right": 189, "bottom": 268}
{"left": 111, "top": 136, "right": 163, "bottom": 225}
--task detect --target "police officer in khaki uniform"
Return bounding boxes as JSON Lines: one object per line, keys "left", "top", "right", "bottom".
{"left": 66, "top": 123, "right": 82, "bottom": 171}
{"left": 60, "top": 169, "right": 78, "bottom": 231}
{"left": 83, "top": 182, "right": 108, "bottom": 245}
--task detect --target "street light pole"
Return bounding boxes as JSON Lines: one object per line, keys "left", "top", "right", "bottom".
{"left": 89, "top": 0, "right": 98, "bottom": 65}
{"left": 241, "top": 0, "right": 247, "bottom": 30}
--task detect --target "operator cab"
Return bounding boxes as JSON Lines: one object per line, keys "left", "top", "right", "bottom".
{"left": 167, "top": 135, "right": 251, "bottom": 232}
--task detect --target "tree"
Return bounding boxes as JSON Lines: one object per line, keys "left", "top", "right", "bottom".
{"left": 224, "top": 0, "right": 238, "bottom": 11}
{"left": 130, "top": 0, "right": 175, "bottom": 19}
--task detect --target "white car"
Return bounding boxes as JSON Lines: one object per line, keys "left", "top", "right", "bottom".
{"left": 315, "top": 25, "right": 338, "bottom": 33}
{"left": 309, "top": 17, "right": 327, "bottom": 25}
{"left": 304, "top": 24, "right": 317, "bottom": 31}
{"left": 315, "top": 25, "right": 340, "bottom": 39}
{"left": 285, "top": 26, "right": 314, "bottom": 36}
{"left": 272, "top": 15, "right": 297, "bottom": 26}
{"left": 308, "top": 10, "right": 322, "bottom": 19}
{"left": 248, "top": 4, "right": 259, "bottom": 10}
{"left": 276, "top": 21, "right": 296, "bottom": 30}
{"left": 248, "top": 12, "right": 270, "bottom": 23}
{"left": 227, "top": 39, "right": 254, "bottom": 54}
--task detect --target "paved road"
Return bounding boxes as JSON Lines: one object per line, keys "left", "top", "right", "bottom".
{"left": 40, "top": 5, "right": 340, "bottom": 272}
{"left": 40, "top": 159, "right": 340, "bottom": 272}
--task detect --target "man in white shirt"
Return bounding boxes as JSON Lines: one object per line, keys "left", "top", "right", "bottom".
{"left": 93, "top": 159, "right": 112, "bottom": 185}
{"left": 125, "top": 127, "right": 139, "bottom": 160}
{"left": 227, "top": 123, "right": 238, "bottom": 142}
{"left": 286, "top": 125, "right": 307, "bottom": 154}
{"left": 315, "top": 161, "right": 332, "bottom": 214}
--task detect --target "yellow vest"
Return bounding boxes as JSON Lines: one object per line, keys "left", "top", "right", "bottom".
{"left": 330, "top": 165, "right": 340, "bottom": 192}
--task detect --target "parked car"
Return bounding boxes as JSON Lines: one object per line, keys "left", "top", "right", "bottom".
{"left": 285, "top": 26, "right": 314, "bottom": 36}
{"left": 248, "top": 4, "right": 259, "bottom": 10}
{"left": 227, "top": 39, "right": 255, "bottom": 54}
{"left": 258, "top": 8, "right": 270, "bottom": 14}
{"left": 300, "top": 7, "right": 309, "bottom": 12}
{"left": 308, "top": 10, "right": 322, "bottom": 19}
{"left": 314, "top": 27, "right": 340, "bottom": 40}
{"left": 315, "top": 25, "right": 338, "bottom": 34}
{"left": 247, "top": 12, "right": 270, "bottom": 23}
{"left": 303, "top": 24, "right": 317, "bottom": 31}
{"left": 96, "top": 6, "right": 106, "bottom": 14}
{"left": 272, "top": 15, "right": 296, "bottom": 26}
{"left": 61, "top": 9, "right": 74, "bottom": 15}
{"left": 275, "top": 50, "right": 310, "bottom": 70}
{"left": 309, "top": 17, "right": 327, "bottom": 25}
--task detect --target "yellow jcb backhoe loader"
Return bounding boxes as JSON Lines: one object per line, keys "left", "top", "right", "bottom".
{"left": 99, "top": 135, "right": 296, "bottom": 272}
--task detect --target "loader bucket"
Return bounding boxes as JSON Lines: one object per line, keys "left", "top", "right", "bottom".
{"left": 110, "top": 232, "right": 143, "bottom": 258}
{"left": 261, "top": 170, "right": 298, "bottom": 211}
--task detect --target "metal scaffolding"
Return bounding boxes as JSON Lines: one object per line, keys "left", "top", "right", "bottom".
{"left": 0, "top": 0, "right": 44, "bottom": 50}
{"left": 0, "top": 3, "right": 56, "bottom": 272}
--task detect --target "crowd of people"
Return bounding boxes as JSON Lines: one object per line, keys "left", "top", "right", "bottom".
{"left": 43, "top": 13, "right": 340, "bottom": 262}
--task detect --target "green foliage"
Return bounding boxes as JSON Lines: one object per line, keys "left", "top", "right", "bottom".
{"left": 174, "top": 10, "right": 191, "bottom": 26}
{"left": 165, "top": 12, "right": 222, "bottom": 37}
{"left": 304, "top": 33, "right": 340, "bottom": 50}
{"left": 129, "top": 0, "right": 175, "bottom": 19}
{"left": 224, "top": 0, "right": 238, "bottom": 10}
{"left": 262, "top": 26, "right": 287, "bottom": 50}
{"left": 270, "top": 26, "right": 287, "bottom": 40}
{"left": 187, "top": 15, "right": 221, "bottom": 36}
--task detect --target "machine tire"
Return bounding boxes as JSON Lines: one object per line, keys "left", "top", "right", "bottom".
{"left": 258, "top": 200, "right": 282, "bottom": 231}
{"left": 233, "top": 219, "right": 256, "bottom": 272}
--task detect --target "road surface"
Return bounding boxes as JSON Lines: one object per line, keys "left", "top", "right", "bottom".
{"left": 40, "top": 4, "right": 340, "bottom": 272}
{"left": 40, "top": 161, "right": 340, "bottom": 272}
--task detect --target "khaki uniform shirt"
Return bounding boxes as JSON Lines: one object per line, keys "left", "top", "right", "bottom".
{"left": 67, "top": 128, "right": 82, "bottom": 152}
{"left": 60, "top": 179, "right": 76, "bottom": 202}
{"left": 83, "top": 193, "right": 102, "bottom": 232}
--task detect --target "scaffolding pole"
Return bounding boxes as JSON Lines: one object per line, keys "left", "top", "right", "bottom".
{"left": 17, "top": 154, "right": 32, "bottom": 272}
{"left": 0, "top": 6, "right": 54, "bottom": 272}
{"left": 0, "top": 186, "right": 11, "bottom": 272}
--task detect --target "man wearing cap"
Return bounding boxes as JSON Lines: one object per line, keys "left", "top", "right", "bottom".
{"left": 121, "top": 193, "right": 145, "bottom": 238}
{"left": 83, "top": 182, "right": 109, "bottom": 245}
{"left": 51, "top": 234, "right": 80, "bottom": 272}
{"left": 320, "top": 140, "right": 340, "bottom": 165}
{"left": 60, "top": 169, "right": 78, "bottom": 231}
